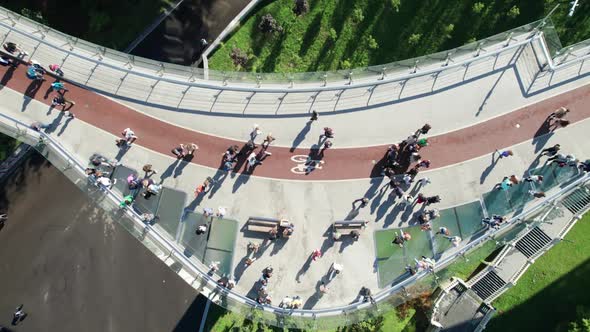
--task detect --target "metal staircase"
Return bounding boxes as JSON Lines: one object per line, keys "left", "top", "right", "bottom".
{"left": 470, "top": 270, "right": 506, "bottom": 301}
{"left": 514, "top": 226, "right": 552, "bottom": 258}
{"left": 561, "top": 186, "right": 590, "bottom": 214}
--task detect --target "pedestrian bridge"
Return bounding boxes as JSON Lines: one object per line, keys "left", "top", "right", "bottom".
{"left": 1, "top": 6, "right": 590, "bottom": 330}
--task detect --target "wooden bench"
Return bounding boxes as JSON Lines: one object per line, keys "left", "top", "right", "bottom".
{"left": 333, "top": 220, "right": 367, "bottom": 234}
{"left": 246, "top": 216, "right": 282, "bottom": 233}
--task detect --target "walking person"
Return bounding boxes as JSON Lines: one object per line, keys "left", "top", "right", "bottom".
{"left": 495, "top": 149, "right": 514, "bottom": 159}
{"left": 528, "top": 190, "right": 546, "bottom": 199}
{"left": 320, "top": 140, "right": 332, "bottom": 156}
{"left": 540, "top": 144, "right": 560, "bottom": 156}
{"left": 48, "top": 63, "right": 64, "bottom": 77}
{"left": 171, "top": 144, "right": 186, "bottom": 159}
{"left": 401, "top": 194, "right": 413, "bottom": 209}
{"left": 11, "top": 304, "right": 26, "bottom": 326}
{"left": 310, "top": 110, "right": 319, "bottom": 122}
{"left": 352, "top": 197, "right": 369, "bottom": 210}
{"left": 548, "top": 107, "right": 570, "bottom": 121}
{"left": 319, "top": 127, "right": 335, "bottom": 141}
{"left": 417, "top": 177, "right": 431, "bottom": 188}
{"left": 415, "top": 123, "right": 431, "bottom": 137}
{"left": 249, "top": 124, "right": 262, "bottom": 147}
{"left": 523, "top": 175, "right": 543, "bottom": 184}
{"left": 311, "top": 249, "right": 322, "bottom": 261}
{"left": 142, "top": 164, "right": 157, "bottom": 177}
{"left": 261, "top": 133, "right": 275, "bottom": 149}
{"left": 116, "top": 128, "right": 137, "bottom": 146}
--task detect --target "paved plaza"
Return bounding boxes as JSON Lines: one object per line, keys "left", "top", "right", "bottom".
{"left": 1, "top": 22, "right": 590, "bottom": 312}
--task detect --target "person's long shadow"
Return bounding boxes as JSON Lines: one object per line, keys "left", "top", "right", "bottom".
{"left": 22, "top": 80, "right": 42, "bottom": 112}
{"left": 383, "top": 204, "right": 404, "bottom": 228}
{"left": 56, "top": 115, "right": 74, "bottom": 136}
{"left": 375, "top": 194, "right": 395, "bottom": 222}
{"left": 44, "top": 111, "right": 66, "bottom": 134}
{"left": 269, "top": 237, "right": 287, "bottom": 256}
{"left": 208, "top": 169, "right": 228, "bottom": 198}
{"left": 304, "top": 143, "right": 324, "bottom": 175}
{"left": 0, "top": 63, "right": 16, "bottom": 90}
{"left": 173, "top": 155, "right": 194, "bottom": 178}
{"left": 302, "top": 280, "right": 324, "bottom": 309}
{"left": 114, "top": 144, "right": 131, "bottom": 162}
{"left": 290, "top": 121, "right": 312, "bottom": 152}
{"left": 338, "top": 236, "right": 356, "bottom": 253}
{"left": 295, "top": 255, "right": 313, "bottom": 283}
{"left": 532, "top": 118, "right": 553, "bottom": 153}
{"left": 232, "top": 171, "right": 251, "bottom": 193}
{"left": 159, "top": 158, "right": 181, "bottom": 184}
{"left": 231, "top": 144, "right": 251, "bottom": 178}
{"left": 480, "top": 152, "right": 499, "bottom": 184}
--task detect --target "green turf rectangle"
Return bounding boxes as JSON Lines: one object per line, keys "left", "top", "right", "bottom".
{"left": 403, "top": 225, "right": 434, "bottom": 261}
{"left": 455, "top": 200, "right": 485, "bottom": 240}
{"left": 432, "top": 208, "right": 460, "bottom": 255}
{"left": 375, "top": 229, "right": 398, "bottom": 259}
{"left": 207, "top": 218, "right": 238, "bottom": 252}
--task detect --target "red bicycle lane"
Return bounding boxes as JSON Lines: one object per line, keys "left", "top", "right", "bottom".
{"left": 1, "top": 62, "right": 589, "bottom": 181}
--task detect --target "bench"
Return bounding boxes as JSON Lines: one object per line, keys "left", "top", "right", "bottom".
{"left": 333, "top": 220, "right": 367, "bottom": 234}
{"left": 246, "top": 216, "right": 283, "bottom": 233}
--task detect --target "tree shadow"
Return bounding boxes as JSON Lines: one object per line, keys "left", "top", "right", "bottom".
{"left": 298, "top": 13, "right": 323, "bottom": 58}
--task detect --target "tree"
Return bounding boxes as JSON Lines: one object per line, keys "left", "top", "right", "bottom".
{"left": 367, "top": 35, "right": 379, "bottom": 50}
{"left": 258, "top": 14, "right": 283, "bottom": 34}
{"left": 352, "top": 7, "right": 364, "bottom": 23}
{"left": 329, "top": 28, "right": 338, "bottom": 42}
{"left": 390, "top": 0, "right": 402, "bottom": 12}
{"left": 293, "top": 0, "right": 309, "bottom": 16}
{"left": 472, "top": 2, "right": 485, "bottom": 14}
{"left": 230, "top": 47, "right": 249, "bottom": 68}
{"left": 507, "top": 5, "right": 520, "bottom": 19}
{"left": 443, "top": 23, "right": 455, "bottom": 39}
{"left": 408, "top": 33, "right": 422, "bottom": 46}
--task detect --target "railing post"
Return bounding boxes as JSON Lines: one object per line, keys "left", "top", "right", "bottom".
{"left": 347, "top": 71, "right": 353, "bottom": 85}
{"left": 443, "top": 52, "right": 453, "bottom": 67}
{"left": 124, "top": 55, "right": 134, "bottom": 69}
{"left": 504, "top": 32, "right": 515, "bottom": 47}
{"left": 379, "top": 66, "right": 386, "bottom": 80}
{"left": 256, "top": 74, "right": 262, "bottom": 88}
{"left": 411, "top": 60, "right": 419, "bottom": 74}
{"left": 474, "top": 41, "right": 486, "bottom": 57}
{"left": 322, "top": 73, "right": 328, "bottom": 86}
{"left": 156, "top": 62, "right": 165, "bottom": 77}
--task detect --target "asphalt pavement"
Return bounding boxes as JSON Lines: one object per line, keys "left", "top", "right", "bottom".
{"left": 0, "top": 152, "right": 207, "bottom": 332}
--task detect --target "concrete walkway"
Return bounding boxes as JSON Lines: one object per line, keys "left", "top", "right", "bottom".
{"left": 2, "top": 74, "right": 590, "bottom": 308}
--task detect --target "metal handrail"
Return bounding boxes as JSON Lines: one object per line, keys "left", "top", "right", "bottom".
{"left": 0, "top": 12, "right": 536, "bottom": 94}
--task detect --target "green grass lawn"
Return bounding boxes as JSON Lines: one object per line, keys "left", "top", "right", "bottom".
{"left": 487, "top": 214, "right": 590, "bottom": 331}
{"left": 1, "top": 0, "right": 173, "bottom": 50}
{"left": 209, "top": 0, "right": 590, "bottom": 73}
